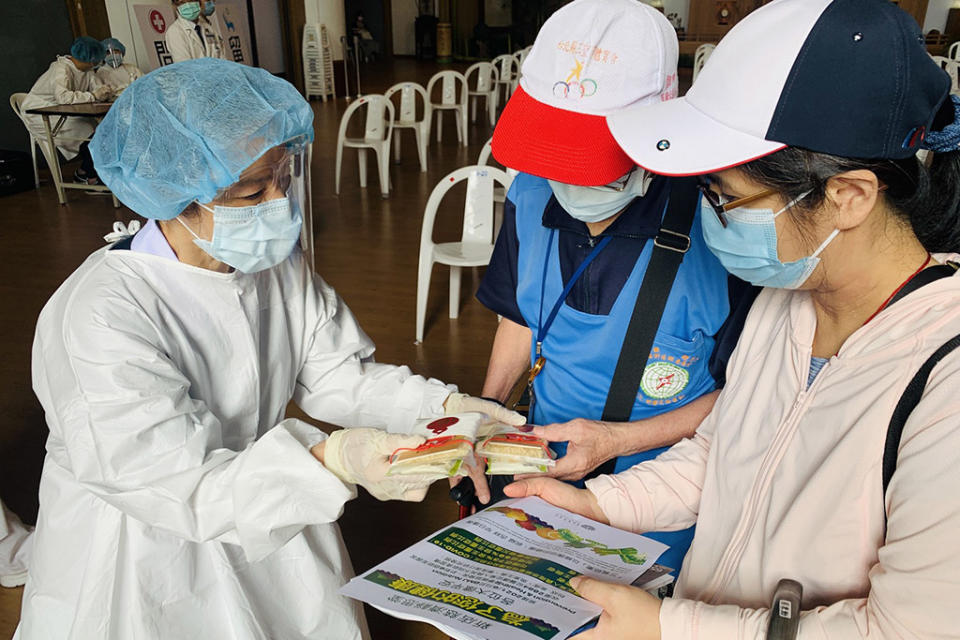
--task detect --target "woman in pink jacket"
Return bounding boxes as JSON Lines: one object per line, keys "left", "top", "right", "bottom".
{"left": 506, "top": 0, "right": 960, "bottom": 638}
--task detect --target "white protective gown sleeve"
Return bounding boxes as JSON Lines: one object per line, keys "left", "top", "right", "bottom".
{"left": 294, "top": 268, "right": 454, "bottom": 433}
{"left": 95, "top": 63, "right": 144, "bottom": 93}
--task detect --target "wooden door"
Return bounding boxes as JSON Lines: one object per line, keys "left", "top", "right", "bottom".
{"left": 64, "top": 0, "right": 112, "bottom": 39}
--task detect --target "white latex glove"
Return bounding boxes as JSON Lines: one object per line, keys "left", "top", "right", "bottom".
{"left": 93, "top": 85, "right": 113, "bottom": 101}
{"left": 321, "top": 429, "right": 435, "bottom": 502}
{"left": 443, "top": 393, "right": 527, "bottom": 427}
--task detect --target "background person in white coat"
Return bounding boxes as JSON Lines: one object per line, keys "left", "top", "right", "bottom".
{"left": 95, "top": 38, "right": 143, "bottom": 96}
{"left": 14, "top": 59, "right": 521, "bottom": 640}
{"left": 166, "top": 0, "right": 226, "bottom": 62}
{"left": 200, "top": 1, "right": 228, "bottom": 60}
{"left": 20, "top": 36, "right": 111, "bottom": 185}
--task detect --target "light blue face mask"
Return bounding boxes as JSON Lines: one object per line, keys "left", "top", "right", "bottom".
{"left": 548, "top": 170, "right": 651, "bottom": 224}
{"left": 203, "top": 1, "right": 216, "bottom": 16}
{"left": 700, "top": 191, "right": 839, "bottom": 290}
{"left": 178, "top": 197, "right": 302, "bottom": 273}
{"left": 178, "top": 2, "right": 202, "bottom": 21}
{"left": 104, "top": 53, "right": 123, "bottom": 69}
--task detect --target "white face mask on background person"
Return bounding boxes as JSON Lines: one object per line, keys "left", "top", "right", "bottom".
{"left": 548, "top": 169, "right": 652, "bottom": 223}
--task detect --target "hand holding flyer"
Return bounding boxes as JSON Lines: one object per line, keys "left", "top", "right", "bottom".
{"left": 340, "top": 497, "right": 673, "bottom": 640}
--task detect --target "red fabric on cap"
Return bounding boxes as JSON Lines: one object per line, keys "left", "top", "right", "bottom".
{"left": 491, "top": 87, "right": 635, "bottom": 187}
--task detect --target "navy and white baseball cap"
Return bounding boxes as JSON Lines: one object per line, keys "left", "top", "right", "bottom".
{"left": 608, "top": 0, "right": 952, "bottom": 176}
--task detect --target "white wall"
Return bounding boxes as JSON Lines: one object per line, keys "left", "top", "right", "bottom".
{"left": 305, "top": 0, "right": 347, "bottom": 60}
{"left": 925, "top": 0, "right": 959, "bottom": 32}
{"left": 104, "top": 0, "right": 147, "bottom": 70}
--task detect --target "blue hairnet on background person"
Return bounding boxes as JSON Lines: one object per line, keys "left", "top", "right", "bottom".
{"left": 15, "top": 58, "right": 522, "bottom": 640}
{"left": 19, "top": 36, "right": 112, "bottom": 185}
{"left": 96, "top": 37, "right": 143, "bottom": 96}
{"left": 69, "top": 36, "right": 105, "bottom": 63}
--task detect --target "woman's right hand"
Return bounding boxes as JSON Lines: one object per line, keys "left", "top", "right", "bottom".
{"left": 504, "top": 477, "right": 608, "bottom": 524}
{"left": 313, "top": 429, "right": 434, "bottom": 502}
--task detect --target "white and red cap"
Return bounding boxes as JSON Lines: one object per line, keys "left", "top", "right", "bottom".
{"left": 607, "top": 0, "right": 952, "bottom": 176}
{"left": 492, "top": 0, "right": 678, "bottom": 186}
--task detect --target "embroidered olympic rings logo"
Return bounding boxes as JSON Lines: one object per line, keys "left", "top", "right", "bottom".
{"left": 553, "top": 79, "right": 598, "bottom": 99}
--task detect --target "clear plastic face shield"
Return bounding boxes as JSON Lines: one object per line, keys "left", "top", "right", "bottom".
{"left": 104, "top": 46, "right": 124, "bottom": 69}
{"left": 203, "top": 136, "right": 315, "bottom": 270}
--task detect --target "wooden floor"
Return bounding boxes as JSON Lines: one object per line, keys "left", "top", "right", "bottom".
{"left": 0, "top": 57, "right": 502, "bottom": 640}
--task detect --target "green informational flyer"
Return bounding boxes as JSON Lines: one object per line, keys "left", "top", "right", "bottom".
{"left": 340, "top": 497, "right": 672, "bottom": 640}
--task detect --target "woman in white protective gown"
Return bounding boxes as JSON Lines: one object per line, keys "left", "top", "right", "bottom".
{"left": 15, "top": 58, "right": 522, "bottom": 640}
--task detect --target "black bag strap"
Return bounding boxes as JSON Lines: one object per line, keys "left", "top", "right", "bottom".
{"left": 883, "top": 262, "right": 959, "bottom": 497}
{"left": 583, "top": 177, "right": 698, "bottom": 484}
{"left": 884, "top": 332, "right": 960, "bottom": 495}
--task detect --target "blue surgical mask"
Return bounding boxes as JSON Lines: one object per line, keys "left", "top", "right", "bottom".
{"left": 105, "top": 54, "right": 123, "bottom": 69}
{"left": 178, "top": 2, "right": 202, "bottom": 21}
{"left": 178, "top": 197, "right": 302, "bottom": 273}
{"left": 548, "top": 170, "right": 651, "bottom": 224}
{"left": 203, "top": 1, "right": 216, "bottom": 16}
{"left": 700, "top": 191, "right": 839, "bottom": 289}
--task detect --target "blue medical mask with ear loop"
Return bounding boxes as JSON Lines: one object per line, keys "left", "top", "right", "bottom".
{"left": 177, "top": 197, "right": 303, "bottom": 273}
{"left": 178, "top": 2, "right": 202, "bottom": 20}
{"left": 548, "top": 170, "right": 652, "bottom": 224}
{"left": 700, "top": 190, "right": 840, "bottom": 289}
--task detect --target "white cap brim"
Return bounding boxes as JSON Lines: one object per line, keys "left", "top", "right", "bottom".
{"left": 607, "top": 97, "right": 786, "bottom": 177}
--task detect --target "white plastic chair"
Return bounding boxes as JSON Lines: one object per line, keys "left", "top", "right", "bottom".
{"left": 384, "top": 82, "right": 430, "bottom": 173}
{"left": 693, "top": 44, "right": 715, "bottom": 84}
{"left": 416, "top": 165, "right": 514, "bottom": 342}
{"left": 492, "top": 54, "right": 520, "bottom": 105}
{"left": 9, "top": 92, "right": 55, "bottom": 188}
{"left": 465, "top": 62, "right": 500, "bottom": 126}
{"left": 335, "top": 94, "right": 395, "bottom": 198}
{"left": 932, "top": 56, "right": 960, "bottom": 94}
{"left": 949, "top": 42, "right": 960, "bottom": 61}
{"left": 426, "top": 70, "right": 468, "bottom": 147}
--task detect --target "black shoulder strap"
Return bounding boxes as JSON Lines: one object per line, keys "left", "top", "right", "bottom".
{"left": 600, "top": 177, "right": 699, "bottom": 428}
{"left": 883, "top": 262, "right": 959, "bottom": 497}
{"left": 886, "top": 263, "right": 958, "bottom": 308}
{"left": 884, "top": 332, "right": 960, "bottom": 496}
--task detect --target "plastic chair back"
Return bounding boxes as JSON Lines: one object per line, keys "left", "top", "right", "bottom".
{"left": 466, "top": 62, "right": 499, "bottom": 92}
{"left": 421, "top": 165, "right": 512, "bottom": 250}
{"left": 478, "top": 138, "right": 493, "bottom": 166}
{"left": 338, "top": 94, "right": 394, "bottom": 143}
{"left": 693, "top": 44, "right": 715, "bottom": 84}
{"left": 931, "top": 56, "right": 960, "bottom": 94}
{"left": 385, "top": 81, "right": 429, "bottom": 124}
{"left": 427, "top": 70, "right": 467, "bottom": 107}
{"left": 492, "top": 54, "right": 519, "bottom": 86}
{"left": 949, "top": 42, "right": 960, "bottom": 61}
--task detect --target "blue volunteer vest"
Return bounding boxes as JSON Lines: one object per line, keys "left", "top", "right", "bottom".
{"left": 512, "top": 174, "right": 731, "bottom": 573}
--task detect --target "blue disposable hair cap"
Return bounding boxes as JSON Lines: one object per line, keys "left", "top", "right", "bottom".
{"left": 101, "top": 38, "right": 126, "bottom": 56}
{"left": 90, "top": 58, "right": 315, "bottom": 220}
{"left": 70, "top": 36, "right": 106, "bottom": 64}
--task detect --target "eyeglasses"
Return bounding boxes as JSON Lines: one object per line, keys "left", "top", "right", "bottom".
{"left": 696, "top": 176, "right": 778, "bottom": 228}
{"left": 593, "top": 169, "right": 636, "bottom": 193}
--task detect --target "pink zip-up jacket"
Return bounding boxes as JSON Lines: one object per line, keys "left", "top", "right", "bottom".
{"left": 587, "top": 259, "right": 960, "bottom": 639}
